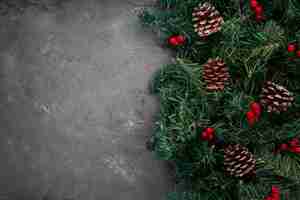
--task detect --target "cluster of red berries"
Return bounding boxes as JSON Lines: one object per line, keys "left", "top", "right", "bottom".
{"left": 201, "top": 127, "right": 215, "bottom": 142}
{"left": 250, "top": 0, "right": 265, "bottom": 22}
{"left": 168, "top": 35, "right": 186, "bottom": 46}
{"left": 264, "top": 186, "right": 280, "bottom": 200}
{"left": 278, "top": 137, "right": 300, "bottom": 154}
{"left": 246, "top": 101, "right": 262, "bottom": 127}
{"left": 287, "top": 42, "right": 300, "bottom": 58}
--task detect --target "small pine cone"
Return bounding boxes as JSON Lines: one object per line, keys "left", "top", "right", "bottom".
{"left": 192, "top": 2, "right": 224, "bottom": 37}
{"left": 203, "top": 58, "right": 230, "bottom": 91}
{"left": 260, "top": 81, "right": 294, "bottom": 114}
{"left": 224, "top": 144, "right": 256, "bottom": 178}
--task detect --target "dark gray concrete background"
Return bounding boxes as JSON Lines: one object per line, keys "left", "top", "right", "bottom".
{"left": 0, "top": 0, "right": 172, "bottom": 199}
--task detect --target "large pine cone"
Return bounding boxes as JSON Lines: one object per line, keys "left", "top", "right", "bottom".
{"left": 260, "top": 81, "right": 294, "bottom": 114}
{"left": 192, "top": 2, "right": 224, "bottom": 37}
{"left": 203, "top": 58, "right": 230, "bottom": 91}
{"left": 224, "top": 144, "right": 256, "bottom": 178}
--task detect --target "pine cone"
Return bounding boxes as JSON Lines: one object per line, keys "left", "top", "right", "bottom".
{"left": 192, "top": 2, "right": 224, "bottom": 37}
{"left": 203, "top": 58, "right": 230, "bottom": 91}
{"left": 260, "top": 81, "right": 294, "bottom": 113}
{"left": 224, "top": 144, "right": 256, "bottom": 178}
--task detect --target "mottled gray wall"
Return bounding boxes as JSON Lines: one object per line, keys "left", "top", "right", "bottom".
{"left": 0, "top": 0, "right": 171, "bottom": 199}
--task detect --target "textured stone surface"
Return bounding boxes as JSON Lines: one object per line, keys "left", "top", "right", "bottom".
{"left": 0, "top": 0, "right": 171, "bottom": 199}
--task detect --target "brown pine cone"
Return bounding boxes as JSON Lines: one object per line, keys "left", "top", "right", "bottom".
{"left": 224, "top": 144, "right": 256, "bottom": 178}
{"left": 260, "top": 81, "right": 294, "bottom": 114}
{"left": 192, "top": 2, "right": 224, "bottom": 37}
{"left": 203, "top": 58, "right": 230, "bottom": 91}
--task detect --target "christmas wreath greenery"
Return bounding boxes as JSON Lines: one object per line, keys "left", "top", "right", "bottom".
{"left": 139, "top": 0, "right": 300, "bottom": 199}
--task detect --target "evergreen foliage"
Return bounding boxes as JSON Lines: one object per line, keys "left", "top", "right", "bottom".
{"left": 140, "top": 0, "right": 300, "bottom": 199}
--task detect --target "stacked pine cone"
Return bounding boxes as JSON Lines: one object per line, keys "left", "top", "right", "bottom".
{"left": 260, "top": 81, "right": 294, "bottom": 113}
{"left": 224, "top": 144, "right": 256, "bottom": 178}
{"left": 203, "top": 58, "right": 230, "bottom": 91}
{"left": 192, "top": 2, "right": 224, "bottom": 37}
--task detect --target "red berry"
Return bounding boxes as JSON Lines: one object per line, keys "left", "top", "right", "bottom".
{"left": 290, "top": 146, "right": 300, "bottom": 154}
{"left": 250, "top": 102, "right": 261, "bottom": 118}
{"left": 271, "top": 195, "right": 280, "bottom": 200}
{"left": 271, "top": 186, "right": 280, "bottom": 195}
{"left": 287, "top": 43, "right": 296, "bottom": 52}
{"left": 168, "top": 36, "right": 179, "bottom": 46}
{"left": 297, "top": 50, "right": 300, "bottom": 58}
{"left": 289, "top": 138, "right": 299, "bottom": 147}
{"left": 205, "top": 127, "right": 215, "bottom": 135}
{"left": 201, "top": 127, "right": 215, "bottom": 141}
{"left": 246, "top": 111, "right": 256, "bottom": 126}
{"left": 255, "top": 5, "right": 263, "bottom": 15}
{"left": 250, "top": 0, "right": 258, "bottom": 9}
{"left": 201, "top": 130, "right": 214, "bottom": 141}
{"left": 207, "top": 133, "right": 214, "bottom": 141}
{"left": 270, "top": 189, "right": 280, "bottom": 200}
{"left": 176, "top": 35, "right": 186, "bottom": 44}
{"left": 246, "top": 111, "right": 256, "bottom": 119}
{"left": 264, "top": 196, "right": 273, "bottom": 200}
{"left": 201, "top": 131, "right": 209, "bottom": 140}
{"left": 280, "top": 143, "right": 289, "bottom": 151}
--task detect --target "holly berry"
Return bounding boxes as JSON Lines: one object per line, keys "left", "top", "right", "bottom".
{"left": 201, "top": 131, "right": 214, "bottom": 141}
{"left": 201, "top": 127, "right": 215, "bottom": 141}
{"left": 176, "top": 35, "right": 186, "bottom": 44}
{"left": 264, "top": 197, "right": 272, "bottom": 200}
{"left": 279, "top": 143, "right": 288, "bottom": 151}
{"left": 250, "top": 101, "right": 261, "bottom": 118}
{"left": 205, "top": 127, "right": 215, "bottom": 135}
{"left": 168, "top": 35, "right": 186, "bottom": 46}
{"left": 270, "top": 186, "right": 280, "bottom": 200}
{"left": 271, "top": 186, "right": 280, "bottom": 194}
{"left": 287, "top": 43, "right": 296, "bottom": 52}
{"left": 201, "top": 131, "right": 209, "bottom": 140}
{"left": 250, "top": 0, "right": 258, "bottom": 9}
{"left": 168, "top": 36, "right": 179, "bottom": 46}
{"left": 207, "top": 133, "right": 214, "bottom": 141}
{"left": 297, "top": 50, "right": 300, "bottom": 58}
{"left": 246, "top": 111, "right": 256, "bottom": 126}
{"left": 290, "top": 146, "right": 300, "bottom": 154}
{"left": 254, "top": 4, "right": 263, "bottom": 15}
{"left": 289, "top": 138, "right": 299, "bottom": 147}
